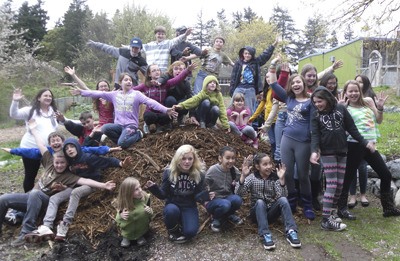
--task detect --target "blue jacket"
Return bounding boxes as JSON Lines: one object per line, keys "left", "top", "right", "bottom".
{"left": 10, "top": 146, "right": 113, "bottom": 160}
{"left": 62, "top": 138, "right": 120, "bottom": 181}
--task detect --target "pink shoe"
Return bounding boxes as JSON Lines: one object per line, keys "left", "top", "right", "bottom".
{"left": 252, "top": 139, "right": 259, "bottom": 149}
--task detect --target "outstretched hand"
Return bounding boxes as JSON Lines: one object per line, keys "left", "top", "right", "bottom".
{"left": 336, "top": 91, "right": 348, "bottom": 106}
{"left": 55, "top": 111, "right": 66, "bottom": 123}
{"left": 374, "top": 91, "right": 388, "bottom": 110}
{"left": 70, "top": 87, "right": 82, "bottom": 96}
{"left": 104, "top": 180, "right": 116, "bottom": 191}
{"left": 276, "top": 163, "right": 286, "bottom": 180}
{"left": 109, "top": 146, "right": 122, "bottom": 153}
{"left": 166, "top": 108, "right": 178, "bottom": 119}
{"left": 144, "top": 180, "right": 156, "bottom": 189}
{"left": 64, "top": 66, "right": 75, "bottom": 76}
{"left": 121, "top": 156, "right": 132, "bottom": 168}
{"left": 332, "top": 60, "right": 344, "bottom": 71}
{"left": 187, "top": 62, "right": 198, "bottom": 71}
{"left": 1, "top": 148, "right": 11, "bottom": 153}
{"left": 241, "top": 155, "right": 253, "bottom": 178}
{"left": 12, "top": 88, "right": 24, "bottom": 101}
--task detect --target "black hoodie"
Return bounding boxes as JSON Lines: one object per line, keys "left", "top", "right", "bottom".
{"left": 62, "top": 138, "right": 121, "bottom": 181}
{"left": 310, "top": 86, "right": 368, "bottom": 155}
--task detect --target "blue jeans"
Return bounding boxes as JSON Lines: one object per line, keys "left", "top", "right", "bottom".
{"left": 232, "top": 86, "right": 256, "bottom": 115}
{"left": 163, "top": 203, "right": 199, "bottom": 239}
{"left": 195, "top": 99, "right": 220, "bottom": 125}
{"left": 0, "top": 189, "right": 49, "bottom": 236}
{"left": 164, "top": 96, "right": 188, "bottom": 120}
{"left": 274, "top": 111, "right": 287, "bottom": 162}
{"left": 229, "top": 123, "right": 257, "bottom": 139}
{"left": 206, "top": 195, "right": 243, "bottom": 220}
{"left": 193, "top": 70, "right": 209, "bottom": 94}
{"left": 101, "top": 123, "right": 142, "bottom": 149}
{"left": 250, "top": 197, "right": 297, "bottom": 236}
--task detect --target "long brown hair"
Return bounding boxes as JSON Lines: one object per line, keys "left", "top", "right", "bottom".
{"left": 28, "top": 89, "right": 58, "bottom": 121}
{"left": 343, "top": 80, "right": 368, "bottom": 107}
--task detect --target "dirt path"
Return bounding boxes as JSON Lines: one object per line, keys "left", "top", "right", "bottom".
{"left": 0, "top": 125, "right": 26, "bottom": 144}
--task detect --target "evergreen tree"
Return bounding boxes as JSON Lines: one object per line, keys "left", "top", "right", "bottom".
{"left": 301, "top": 15, "right": 328, "bottom": 56}
{"left": 328, "top": 30, "right": 339, "bottom": 48}
{"left": 13, "top": 0, "right": 48, "bottom": 47}
{"left": 269, "top": 6, "right": 298, "bottom": 64}
{"left": 59, "top": 0, "right": 92, "bottom": 66}
{"left": 243, "top": 7, "right": 258, "bottom": 24}
{"left": 192, "top": 10, "right": 216, "bottom": 49}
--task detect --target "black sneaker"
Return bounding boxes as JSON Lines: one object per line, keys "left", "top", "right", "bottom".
{"left": 228, "top": 214, "right": 243, "bottom": 225}
{"left": 168, "top": 232, "right": 186, "bottom": 244}
{"left": 321, "top": 218, "right": 347, "bottom": 231}
{"left": 286, "top": 230, "right": 301, "bottom": 248}
{"left": 262, "top": 233, "right": 276, "bottom": 250}
{"left": 338, "top": 208, "right": 357, "bottom": 220}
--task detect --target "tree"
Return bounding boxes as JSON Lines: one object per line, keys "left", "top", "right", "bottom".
{"left": 232, "top": 7, "right": 258, "bottom": 28}
{"left": 60, "top": 0, "right": 92, "bottom": 66}
{"left": 224, "top": 19, "right": 276, "bottom": 63}
{"left": 191, "top": 10, "right": 216, "bottom": 49}
{"left": 300, "top": 15, "right": 329, "bottom": 56}
{"left": 331, "top": 0, "right": 399, "bottom": 36}
{"left": 269, "top": 6, "right": 298, "bottom": 64}
{"left": 343, "top": 25, "right": 354, "bottom": 42}
{"left": 328, "top": 30, "right": 339, "bottom": 48}
{"left": 13, "top": 0, "right": 48, "bottom": 47}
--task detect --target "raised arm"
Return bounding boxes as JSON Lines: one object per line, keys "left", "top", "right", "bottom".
{"left": 64, "top": 66, "right": 90, "bottom": 90}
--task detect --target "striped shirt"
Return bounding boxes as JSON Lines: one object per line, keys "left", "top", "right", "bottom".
{"left": 347, "top": 105, "right": 380, "bottom": 142}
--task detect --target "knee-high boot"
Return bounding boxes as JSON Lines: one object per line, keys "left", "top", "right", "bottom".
{"left": 381, "top": 192, "right": 400, "bottom": 217}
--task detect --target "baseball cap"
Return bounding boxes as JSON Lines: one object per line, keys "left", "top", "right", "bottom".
{"left": 175, "top": 26, "right": 187, "bottom": 35}
{"left": 130, "top": 37, "right": 142, "bottom": 48}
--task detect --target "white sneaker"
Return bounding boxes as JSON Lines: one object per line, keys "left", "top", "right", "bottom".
{"left": 25, "top": 225, "right": 54, "bottom": 243}
{"left": 55, "top": 221, "right": 69, "bottom": 241}
{"left": 121, "top": 237, "right": 130, "bottom": 247}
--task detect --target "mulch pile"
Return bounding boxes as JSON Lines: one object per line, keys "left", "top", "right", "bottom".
{"left": 63, "top": 125, "right": 271, "bottom": 246}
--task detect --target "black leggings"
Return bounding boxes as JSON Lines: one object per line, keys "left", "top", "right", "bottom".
{"left": 22, "top": 157, "right": 41, "bottom": 192}
{"left": 339, "top": 142, "right": 392, "bottom": 208}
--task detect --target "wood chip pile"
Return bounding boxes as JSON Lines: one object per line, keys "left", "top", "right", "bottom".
{"left": 62, "top": 125, "right": 272, "bottom": 245}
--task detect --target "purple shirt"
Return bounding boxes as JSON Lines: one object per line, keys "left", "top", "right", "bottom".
{"left": 81, "top": 89, "right": 168, "bottom": 128}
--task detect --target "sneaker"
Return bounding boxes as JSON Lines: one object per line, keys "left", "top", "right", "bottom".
{"left": 4, "top": 209, "right": 23, "bottom": 226}
{"left": 177, "top": 116, "right": 185, "bottom": 127}
{"left": 137, "top": 129, "right": 144, "bottom": 139}
{"left": 329, "top": 210, "right": 342, "bottom": 223}
{"left": 245, "top": 138, "right": 253, "bottom": 145}
{"left": 149, "top": 123, "right": 157, "bottom": 134}
{"left": 136, "top": 236, "right": 147, "bottom": 246}
{"left": 211, "top": 219, "right": 221, "bottom": 232}
{"left": 321, "top": 218, "right": 347, "bottom": 231}
{"left": 262, "top": 233, "right": 276, "bottom": 250}
{"left": 121, "top": 237, "right": 130, "bottom": 247}
{"left": 168, "top": 233, "right": 187, "bottom": 244}
{"left": 143, "top": 123, "right": 149, "bottom": 134}
{"left": 55, "top": 221, "right": 69, "bottom": 241}
{"left": 25, "top": 225, "right": 54, "bottom": 243}
{"left": 11, "top": 235, "right": 26, "bottom": 247}
{"left": 338, "top": 208, "right": 357, "bottom": 220}
{"left": 286, "top": 229, "right": 301, "bottom": 248}
{"left": 209, "top": 125, "right": 219, "bottom": 130}
{"left": 199, "top": 121, "right": 206, "bottom": 129}
{"left": 228, "top": 214, "right": 243, "bottom": 225}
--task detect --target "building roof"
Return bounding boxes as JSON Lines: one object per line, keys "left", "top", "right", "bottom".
{"left": 299, "top": 37, "right": 400, "bottom": 61}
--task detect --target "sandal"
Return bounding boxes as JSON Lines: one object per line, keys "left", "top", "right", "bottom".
{"left": 348, "top": 200, "right": 358, "bottom": 209}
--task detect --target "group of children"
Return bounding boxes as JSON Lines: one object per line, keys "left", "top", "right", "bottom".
{"left": 3, "top": 24, "right": 400, "bottom": 251}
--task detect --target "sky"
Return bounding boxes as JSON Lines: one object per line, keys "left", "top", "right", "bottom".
{"left": 9, "top": 0, "right": 314, "bottom": 30}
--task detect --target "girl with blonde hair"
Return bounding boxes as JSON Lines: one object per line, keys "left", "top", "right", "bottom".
{"left": 146, "top": 144, "right": 206, "bottom": 243}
